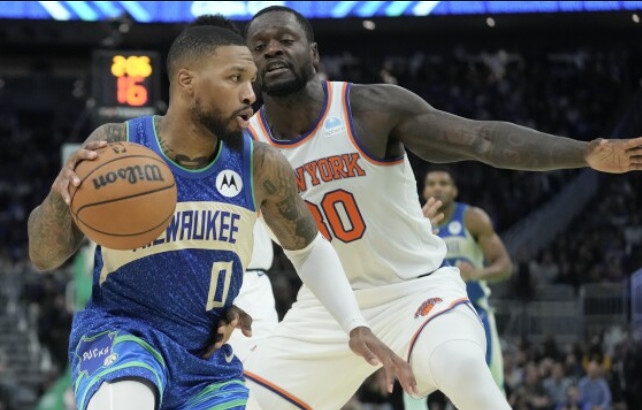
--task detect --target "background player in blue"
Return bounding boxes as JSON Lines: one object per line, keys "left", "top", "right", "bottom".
{"left": 27, "top": 21, "right": 416, "bottom": 410}
{"left": 419, "top": 167, "right": 513, "bottom": 404}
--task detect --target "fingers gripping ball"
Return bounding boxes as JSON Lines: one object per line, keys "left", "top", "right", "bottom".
{"left": 69, "top": 142, "right": 177, "bottom": 250}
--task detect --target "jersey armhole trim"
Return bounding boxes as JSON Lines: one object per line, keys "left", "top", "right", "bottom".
{"left": 245, "top": 136, "right": 257, "bottom": 212}
{"left": 342, "top": 82, "right": 405, "bottom": 166}
{"left": 247, "top": 125, "right": 259, "bottom": 141}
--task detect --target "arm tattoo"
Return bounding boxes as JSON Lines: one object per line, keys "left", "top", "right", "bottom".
{"left": 156, "top": 121, "right": 214, "bottom": 170}
{"left": 254, "top": 143, "right": 318, "bottom": 250}
{"left": 473, "top": 121, "right": 587, "bottom": 170}
{"left": 414, "top": 111, "right": 588, "bottom": 171}
{"left": 372, "top": 84, "right": 590, "bottom": 171}
{"left": 28, "top": 122, "right": 126, "bottom": 270}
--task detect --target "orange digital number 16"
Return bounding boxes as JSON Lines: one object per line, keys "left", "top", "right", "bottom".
{"left": 117, "top": 76, "right": 148, "bottom": 106}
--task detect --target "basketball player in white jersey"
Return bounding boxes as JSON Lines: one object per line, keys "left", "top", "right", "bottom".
{"left": 238, "top": 6, "right": 640, "bottom": 410}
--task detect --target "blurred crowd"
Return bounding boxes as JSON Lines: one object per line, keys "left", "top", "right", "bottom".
{"left": 515, "top": 172, "right": 642, "bottom": 296}
{"left": 0, "top": 43, "right": 641, "bottom": 409}
{"left": 344, "top": 332, "right": 642, "bottom": 410}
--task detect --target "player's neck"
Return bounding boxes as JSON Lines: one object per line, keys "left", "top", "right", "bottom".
{"left": 262, "top": 80, "right": 325, "bottom": 140}
{"left": 155, "top": 113, "right": 219, "bottom": 170}
{"left": 441, "top": 203, "right": 457, "bottom": 224}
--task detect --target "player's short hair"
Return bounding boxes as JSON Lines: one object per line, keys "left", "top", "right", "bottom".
{"left": 247, "top": 6, "right": 315, "bottom": 43}
{"left": 425, "top": 166, "right": 457, "bottom": 185}
{"left": 167, "top": 22, "right": 245, "bottom": 80}
{"left": 189, "top": 14, "right": 241, "bottom": 34}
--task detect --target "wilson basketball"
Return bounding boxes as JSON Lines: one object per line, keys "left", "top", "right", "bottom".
{"left": 69, "top": 141, "right": 177, "bottom": 250}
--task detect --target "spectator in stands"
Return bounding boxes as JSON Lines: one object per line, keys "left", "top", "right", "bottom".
{"left": 582, "top": 336, "right": 612, "bottom": 372}
{"left": 513, "top": 362, "right": 551, "bottom": 410}
{"left": 545, "top": 362, "right": 574, "bottom": 404}
{"left": 556, "top": 384, "right": 589, "bottom": 410}
{"left": 578, "top": 361, "right": 612, "bottom": 410}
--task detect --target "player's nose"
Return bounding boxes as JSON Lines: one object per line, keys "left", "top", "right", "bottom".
{"left": 240, "top": 81, "right": 256, "bottom": 105}
{"left": 264, "top": 39, "right": 284, "bottom": 58}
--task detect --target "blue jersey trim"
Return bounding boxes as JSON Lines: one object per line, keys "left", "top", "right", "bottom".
{"left": 258, "top": 81, "right": 329, "bottom": 146}
{"left": 242, "top": 133, "right": 256, "bottom": 212}
{"left": 147, "top": 115, "right": 224, "bottom": 179}
{"left": 344, "top": 83, "right": 405, "bottom": 164}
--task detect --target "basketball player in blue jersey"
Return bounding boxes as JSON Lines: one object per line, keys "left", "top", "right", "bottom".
{"left": 411, "top": 167, "right": 513, "bottom": 409}
{"left": 27, "top": 21, "right": 416, "bottom": 410}
{"left": 219, "top": 6, "right": 642, "bottom": 410}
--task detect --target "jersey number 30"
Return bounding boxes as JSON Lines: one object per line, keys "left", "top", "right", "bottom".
{"left": 305, "top": 189, "right": 366, "bottom": 243}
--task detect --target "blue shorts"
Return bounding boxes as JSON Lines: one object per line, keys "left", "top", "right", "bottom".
{"left": 70, "top": 313, "right": 248, "bottom": 410}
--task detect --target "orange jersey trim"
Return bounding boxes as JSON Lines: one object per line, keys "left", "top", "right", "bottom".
{"left": 244, "top": 370, "right": 312, "bottom": 410}
{"left": 406, "top": 297, "right": 471, "bottom": 362}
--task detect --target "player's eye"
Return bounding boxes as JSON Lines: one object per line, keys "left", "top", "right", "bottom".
{"left": 280, "top": 38, "right": 294, "bottom": 45}
{"left": 254, "top": 44, "right": 265, "bottom": 52}
{"left": 229, "top": 75, "right": 241, "bottom": 82}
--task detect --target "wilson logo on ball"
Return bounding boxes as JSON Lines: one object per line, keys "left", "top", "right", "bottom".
{"left": 92, "top": 164, "right": 165, "bottom": 190}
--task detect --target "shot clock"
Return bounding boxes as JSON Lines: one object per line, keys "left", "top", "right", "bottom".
{"left": 91, "top": 50, "right": 161, "bottom": 125}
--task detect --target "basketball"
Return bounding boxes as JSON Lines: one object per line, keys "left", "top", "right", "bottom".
{"left": 69, "top": 141, "right": 177, "bottom": 250}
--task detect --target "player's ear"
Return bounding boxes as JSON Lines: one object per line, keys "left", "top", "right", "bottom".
{"left": 177, "top": 68, "right": 195, "bottom": 95}
{"left": 311, "top": 42, "right": 320, "bottom": 67}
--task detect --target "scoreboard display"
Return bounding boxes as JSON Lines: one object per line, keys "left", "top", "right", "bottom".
{"left": 91, "top": 50, "right": 161, "bottom": 125}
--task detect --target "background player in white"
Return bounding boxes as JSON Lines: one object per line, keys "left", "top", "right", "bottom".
{"left": 403, "top": 167, "right": 513, "bottom": 409}
{"left": 226, "top": 220, "right": 278, "bottom": 361}
{"left": 238, "top": 6, "right": 642, "bottom": 410}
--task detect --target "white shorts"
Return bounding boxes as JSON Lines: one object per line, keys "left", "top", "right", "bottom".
{"left": 228, "top": 270, "right": 279, "bottom": 361}
{"left": 244, "top": 266, "right": 479, "bottom": 410}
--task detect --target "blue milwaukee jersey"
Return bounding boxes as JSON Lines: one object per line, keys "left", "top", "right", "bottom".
{"left": 70, "top": 115, "right": 257, "bottom": 382}
{"left": 435, "top": 202, "right": 489, "bottom": 306}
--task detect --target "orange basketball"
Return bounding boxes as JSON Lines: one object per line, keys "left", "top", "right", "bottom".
{"left": 70, "top": 141, "right": 177, "bottom": 250}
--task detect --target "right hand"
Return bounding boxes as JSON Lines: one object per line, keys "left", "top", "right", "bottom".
{"left": 52, "top": 140, "right": 108, "bottom": 205}
{"left": 348, "top": 326, "right": 418, "bottom": 397}
{"left": 422, "top": 197, "right": 444, "bottom": 233}
{"left": 202, "top": 305, "right": 253, "bottom": 359}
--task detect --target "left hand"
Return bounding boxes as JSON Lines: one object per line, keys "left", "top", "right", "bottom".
{"left": 348, "top": 327, "right": 418, "bottom": 396}
{"left": 422, "top": 197, "right": 444, "bottom": 234}
{"left": 585, "top": 137, "right": 642, "bottom": 173}
{"left": 456, "top": 261, "right": 479, "bottom": 281}
{"left": 202, "top": 305, "right": 253, "bottom": 359}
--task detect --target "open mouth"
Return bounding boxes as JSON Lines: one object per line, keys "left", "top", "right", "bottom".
{"left": 235, "top": 108, "right": 253, "bottom": 128}
{"left": 265, "top": 61, "right": 291, "bottom": 75}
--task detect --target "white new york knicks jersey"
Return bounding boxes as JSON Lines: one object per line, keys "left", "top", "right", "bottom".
{"left": 248, "top": 81, "right": 446, "bottom": 288}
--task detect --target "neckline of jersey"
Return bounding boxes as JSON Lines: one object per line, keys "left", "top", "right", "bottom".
{"left": 259, "top": 80, "right": 330, "bottom": 146}
{"left": 151, "top": 115, "right": 223, "bottom": 176}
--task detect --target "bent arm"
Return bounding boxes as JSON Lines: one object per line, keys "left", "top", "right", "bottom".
{"left": 465, "top": 207, "right": 513, "bottom": 282}
{"left": 28, "top": 123, "right": 126, "bottom": 271}
{"left": 253, "top": 142, "right": 368, "bottom": 333}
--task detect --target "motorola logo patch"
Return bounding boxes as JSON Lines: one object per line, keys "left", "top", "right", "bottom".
{"left": 216, "top": 170, "right": 243, "bottom": 198}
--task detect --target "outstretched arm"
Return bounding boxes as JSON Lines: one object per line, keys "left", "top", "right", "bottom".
{"left": 28, "top": 123, "right": 126, "bottom": 271}
{"left": 356, "top": 84, "right": 642, "bottom": 172}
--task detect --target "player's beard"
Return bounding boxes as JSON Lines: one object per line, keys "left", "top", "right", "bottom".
{"left": 261, "top": 61, "right": 315, "bottom": 97}
{"left": 191, "top": 100, "right": 243, "bottom": 152}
